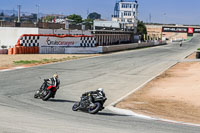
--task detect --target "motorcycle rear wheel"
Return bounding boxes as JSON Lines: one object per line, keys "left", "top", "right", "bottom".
{"left": 72, "top": 102, "right": 80, "bottom": 111}
{"left": 88, "top": 102, "right": 101, "bottom": 114}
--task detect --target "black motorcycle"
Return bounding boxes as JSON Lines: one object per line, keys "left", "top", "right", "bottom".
{"left": 72, "top": 93, "right": 107, "bottom": 114}
{"left": 34, "top": 79, "right": 57, "bottom": 101}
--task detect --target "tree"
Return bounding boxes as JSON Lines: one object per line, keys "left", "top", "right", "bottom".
{"left": 0, "top": 12, "right": 4, "bottom": 16}
{"left": 42, "top": 16, "right": 56, "bottom": 22}
{"left": 67, "top": 14, "right": 82, "bottom": 24}
{"left": 137, "top": 21, "right": 147, "bottom": 41}
{"left": 87, "top": 12, "right": 101, "bottom": 20}
{"left": 83, "top": 18, "right": 93, "bottom": 26}
{"left": 137, "top": 21, "right": 147, "bottom": 35}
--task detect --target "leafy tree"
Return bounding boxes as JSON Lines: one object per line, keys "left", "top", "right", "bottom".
{"left": 0, "top": 12, "right": 4, "bottom": 16}
{"left": 42, "top": 16, "right": 56, "bottom": 22}
{"left": 32, "top": 14, "right": 37, "bottom": 20}
{"left": 137, "top": 20, "right": 147, "bottom": 35}
{"left": 83, "top": 18, "right": 93, "bottom": 26}
{"left": 11, "top": 14, "right": 16, "bottom": 17}
{"left": 67, "top": 14, "right": 82, "bottom": 24}
{"left": 87, "top": 12, "right": 101, "bottom": 20}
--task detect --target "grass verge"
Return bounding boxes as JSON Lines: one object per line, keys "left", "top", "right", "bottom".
{"left": 13, "top": 57, "right": 80, "bottom": 65}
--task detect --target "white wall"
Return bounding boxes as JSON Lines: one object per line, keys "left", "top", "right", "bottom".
{"left": 94, "top": 20, "right": 120, "bottom": 28}
{"left": 0, "top": 27, "right": 92, "bottom": 49}
{"left": 0, "top": 27, "right": 39, "bottom": 48}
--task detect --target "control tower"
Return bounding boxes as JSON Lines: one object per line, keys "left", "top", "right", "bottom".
{"left": 112, "top": 0, "right": 138, "bottom": 32}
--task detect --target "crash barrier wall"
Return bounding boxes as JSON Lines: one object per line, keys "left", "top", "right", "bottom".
{"left": 8, "top": 46, "right": 39, "bottom": 55}
{"left": 8, "top": 34, "right": 96, "bottom": 54}
{"left": 39, "top": 41, "right": 167, "bottom": 54}
{"left": 0, "top": 49, "right": 8, "bottom": 54}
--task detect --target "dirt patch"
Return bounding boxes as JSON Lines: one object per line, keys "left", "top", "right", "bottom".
{"left": 117, "top": 61, "right": 200, "bottom": 124}
{"left": 186, "top": 52, "right": 196, "bottom": 59}
{"left": 0, "top": 54, "right": 99, "bottom": 70}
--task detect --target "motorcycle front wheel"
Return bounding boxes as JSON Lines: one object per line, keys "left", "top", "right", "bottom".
{"left": 88, "top": 102, "right": 101, "bottom": 114}
{"left": 34, "top": 91, "right": 40, "bottom": 98}
{"left": 72, "top": 102, "right": 80, "bottom": 111}
{"left": 42, "top": 90, "right": 52, "bottom": 101}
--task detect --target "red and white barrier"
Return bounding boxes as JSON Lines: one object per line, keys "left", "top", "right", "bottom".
{"left": 8, "top": 34, "right": 97, "bottom": 54}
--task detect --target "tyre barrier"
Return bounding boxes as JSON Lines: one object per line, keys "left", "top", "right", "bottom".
{"left": 196, "top": 51, "right": 200, "bottom": 59}
{"left": 8, "top": 46, "right": 39, "bottom": 55}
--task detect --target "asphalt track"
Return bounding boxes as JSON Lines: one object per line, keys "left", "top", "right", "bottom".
{"left": 1, "top": 36, "right": 200, "bottom": 133}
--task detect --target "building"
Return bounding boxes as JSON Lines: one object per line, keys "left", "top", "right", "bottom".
{"left": 112, "top": 0, "right": 138, "bottom": 32}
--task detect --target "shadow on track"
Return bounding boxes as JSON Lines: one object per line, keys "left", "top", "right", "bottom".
{"left": 48, "top": 99, "right": 77, "bottom": 103}
{"left": 97, "top": 112, "right": 130, "bottom": 117}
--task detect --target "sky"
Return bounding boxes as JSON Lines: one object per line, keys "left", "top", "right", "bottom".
{"left": 1, "top": 0, "right": 200, "bottom": 25}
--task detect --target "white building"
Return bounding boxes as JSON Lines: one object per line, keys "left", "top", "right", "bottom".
{"left": 93, "top": 20, "right": 120, "bottom": 30}
{"left": 112, "top": 0, "right": 138, "bottom": 32}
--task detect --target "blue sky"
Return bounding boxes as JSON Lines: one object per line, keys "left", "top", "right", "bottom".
{"left": 1, "top": 0, "right": 200, "bottom": 25}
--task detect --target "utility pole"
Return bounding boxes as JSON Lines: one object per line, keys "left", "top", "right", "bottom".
{"left": 36, "top": 4, "right": 40, "bottom": 23}
{"left": 87, "top": 9, "right": 89, "bottom": 16}
{"left": 149, "top": 13, "right": 151, "bottom": 23}
{"left": 17, "top": 5, "right": 21, "bottom": 23}
{"left": 163, "top": 13, "right": 166, "bottom": 24}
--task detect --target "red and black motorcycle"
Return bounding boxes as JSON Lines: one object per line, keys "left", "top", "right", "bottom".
{"left": 34, "top": 79, "right": 57, "bottom": 101}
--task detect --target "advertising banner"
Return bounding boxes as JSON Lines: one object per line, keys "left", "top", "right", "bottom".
{"left": 188, "top": 28, "right": 194, "bottom": 34}
{"left": 162, "top": 27, "right": 188, "bottom": 33}
{"left": 18, "top": 34, "right": 96, "bottom": 47}
{"left": 39, "top": 36, "right": 81, "bottom": 47}
{"left": 194, "top": 28, "right": 200, "bottom": 33}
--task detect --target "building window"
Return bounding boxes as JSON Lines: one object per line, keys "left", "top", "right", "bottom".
{"left": 124, "top": 11, "right": 132, "bottom": 16}
{"left": 124, "top": 12, "right": 127, "bottom": 16}
{"left": 128, "top": 19, "right": 132, "bottom": 22}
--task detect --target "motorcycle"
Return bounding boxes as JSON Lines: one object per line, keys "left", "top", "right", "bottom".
{"left": 72, "top": 92, "right": 107, "bottom": 114}
{"left": 34, "top": 79, "right": 57, "bottom": 101}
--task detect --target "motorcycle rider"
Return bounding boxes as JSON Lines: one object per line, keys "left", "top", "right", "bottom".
{"left": 82, "top": 88, "right": 105, "bottom": 109}
{"left": 44, "top": 74, "right": 60, "bottom": 98}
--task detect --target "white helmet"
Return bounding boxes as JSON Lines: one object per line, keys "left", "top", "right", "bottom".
{"left": 97, "top": 88, "right": 104, "bottom": 92}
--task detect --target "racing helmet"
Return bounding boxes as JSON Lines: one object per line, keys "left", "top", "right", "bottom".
{"left": 53, "top": 74, "right": 58, "bottom": 78}
{"left": 97, "top": 88, "right": 104, "bottom": 92}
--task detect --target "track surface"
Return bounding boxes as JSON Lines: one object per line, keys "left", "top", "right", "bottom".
{"left": 1, "top": 36, "right": 200, "bottom": 133}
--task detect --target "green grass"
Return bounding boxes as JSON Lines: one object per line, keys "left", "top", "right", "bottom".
{"left": 186, "top": 36, "right": 193, "bottom": 41}
{"left": 13, "top": 57, "right": 81, "bottom": 65}
{"left": 13, "top": 60, "right": 41, "bottom": 64}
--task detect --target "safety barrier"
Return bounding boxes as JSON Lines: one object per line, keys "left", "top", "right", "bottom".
{"left": 9, "top": 34, "right": 96, "bottom": 54}
{"left": 8, "top": 46, "right": 39, "bottom": 55}
{"left": 0, "top": 49, "right": 8, "bottom": 54}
